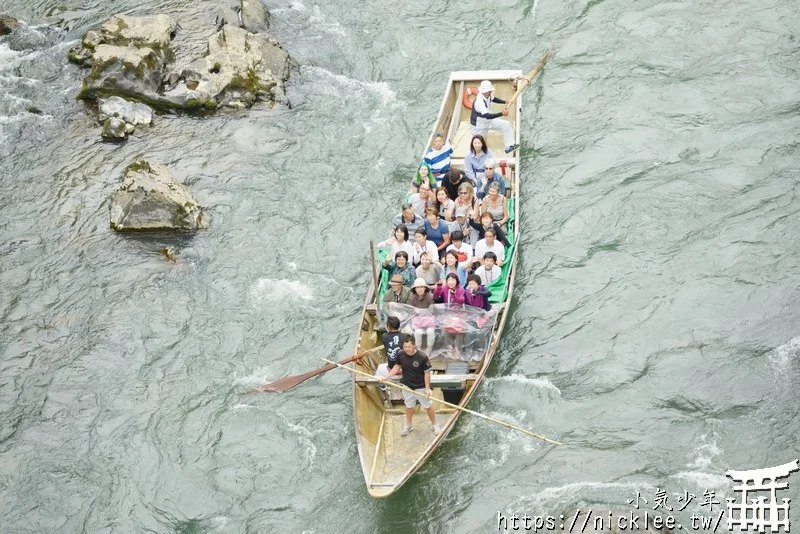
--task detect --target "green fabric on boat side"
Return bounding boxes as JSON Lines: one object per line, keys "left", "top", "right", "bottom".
{"left": 376, "top": 248, "right": 389, "bottom": 306}
{"left": 486, "top": 198, "right": 516, "bottom": 304}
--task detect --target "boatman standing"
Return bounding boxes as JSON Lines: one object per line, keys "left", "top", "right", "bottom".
{"left": 380, "top": 335, "right": 440, "bottom": 436}
{"left": 470, "top": 80, "right": 519, "bottom": 155}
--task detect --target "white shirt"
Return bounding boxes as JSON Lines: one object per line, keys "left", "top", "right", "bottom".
{"left": 474, "top": 238, "right": 505, "bottom": 264}
{"left": 412, "top": 240, "right": 439, "bottom": 265}
{"left": 475, "top": 265, "right": 502, "bottom": 286}
{"left": 446, "top": 242, "right": 473, "bottom": 268}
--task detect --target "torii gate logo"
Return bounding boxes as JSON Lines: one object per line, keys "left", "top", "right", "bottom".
{"left": 726, "top": 460, "right": 799, "bottom": 532}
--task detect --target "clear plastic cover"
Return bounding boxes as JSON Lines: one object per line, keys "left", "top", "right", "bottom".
{"left": 381, "top": 302, "right": 498, "bottom": 361}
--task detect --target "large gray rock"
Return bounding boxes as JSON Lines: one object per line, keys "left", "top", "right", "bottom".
{"left": 102, "top": 117, "right": 135, "bottom": 139}
{"left": 109, "top": 161, "right": 205, "bottom": 231}
{"left": 163, "top": 25, "right": 290, "bottom": 109}
{"left": 0, "top": 14, "right": 19, "bottom": 36}
{"left": 70, "top": 12, "right": 291, "bottom": 111}
{"left": 240, "top": 0, "right": 269, "bottom": 33}
{"left": 99, "top": 96, "right": 153, "bottom": 125}
{"left": 99, "top": 97, "right": 152, "bottom": 140}
{"left": 73, "top": 15, "right": 176, "bottom": 104}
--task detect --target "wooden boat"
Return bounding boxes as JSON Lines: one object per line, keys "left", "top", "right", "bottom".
{"left": 352, "top": 70, "right": 523, "bottom": 498}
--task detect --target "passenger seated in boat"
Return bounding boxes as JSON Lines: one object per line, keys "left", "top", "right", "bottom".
{"left": 473, "top": 228, "right": 506, "bottom": 267}
{"left": 478, "top": 182, "right": 508, "bottom": 231}
{"left": 471, "top": 80, "right": 519, "bottom": 155}
{"left": 464, "top": 274, "right": 492, "bottom": 359}
{"left": 383, "top": 273, "right": 411, "bottom": 304}
{"left": 409, "top": 278, "right": 435, "bottom": 351}
{"left": 424, "top": 133, "right": 453, "bottom": 185}
{"left": 445, "top": 230, "right": 473, "bottom": 267}
{"left": 469, "top": 211, "right": 511, "bottom": 247}
{"left": 434, "top": 273, "right": 467, "bottom": 360}
{"left": 464, "top": 134, "right": 493, "bottom": 183}
{"left": 393, "top": 202, "right": 426, "bottom": 235}
{"left": 410, "top": 162, "right": 436, "bottom": 192}
{"left": 442, "top": 168, "right": 475, "bottom": 202}
{"left": 410, "top": 182, "right": 436, "bottom": 218}
{"left": 415, "top": 251, "right": 442, "bottom": 286}
{"left": 382, "top": 251, "right": 416, "bottom": 287}
{"left": 474, "top": 251, "right": 501, "bottom": 286}
{"left": 434, "top": 272, "right": 466, "bottom": 305}
{"left": 454, "top": 182, "right": 480, "bottom": 220}
{"left": 448, "top": 207, "right": 480, "bottom": 245}
{"left": 375, "top": 315, "right": 403, "bottom": 390}
{"left": 377, "top": 224, "right": 415, "bottom": 259}
{"left": 436, "top": 188, "right": 455, "bottom": 222}
{"left": 464, "top": 274, "right": 492, "bottom": 311}
{"left": 411, "top": 227, "right": 438, "bottom": 266}
{"left": 439, "top": 250, "right": 468, "bottom": 288}
{"left": 476, "top": 159, "right": 506, "bottom": 200}
{"left": 379, "top": 335, "right": 440, "bottom": 436}
{"left": 424, "top": 207, "right": 450, "bottom": 259}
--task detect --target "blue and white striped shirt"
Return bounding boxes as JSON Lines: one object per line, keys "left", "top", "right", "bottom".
{"left": 424, "top": 142, "right": 453, "bottom": 180}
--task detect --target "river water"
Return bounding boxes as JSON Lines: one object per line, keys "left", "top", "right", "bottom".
{"left": 1, "top": 0, "right": 799, "bottom": 532}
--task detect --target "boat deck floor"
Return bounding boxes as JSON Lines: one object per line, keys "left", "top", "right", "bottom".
{"left": 370, "top": 408, "right": 451, "bottom": 486}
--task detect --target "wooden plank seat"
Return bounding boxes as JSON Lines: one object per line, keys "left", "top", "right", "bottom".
{"left": 355, "top": 374, "right": 478, "bottom": 389}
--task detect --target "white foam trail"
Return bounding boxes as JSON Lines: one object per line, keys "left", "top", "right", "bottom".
{"left": 487, "top": 373, "right": 561, "bottom": 394}
{"left": 509, "top": 481, "right": 654, "bottom": 511}
{"left": 233, "top": 367, "right": 275, "bottom": 387}
{"left": 290, "top": 1, "right": 307, "bottom": 11}
{"left": 287, "top": 421, "right": 318, "bottom": 469}
{"left": 688, "top": 431, "right": 722, "bottom": 471}
{"left": 231, "top": 403, "right": 253, "bottom": 412}
{"left": 768, "top": 335, "right": 800, "bottom": 369}
{"left": 301, "top": 65, "right": 399, "bottom": 106}
{"left": 670, "top": 471, "right": 730, "bottom": 492}
{"left": 251, "top": 278, "right": 314, "bottom": 302}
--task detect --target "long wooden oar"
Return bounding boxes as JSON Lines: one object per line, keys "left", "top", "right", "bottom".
{"left": 243, "top": 346, "right": 383, "bottom": 394}
{"left": 321, "top": 358, "right": 562, "bottom": 445}
{"left": 505, "top": 50, "right": 551, "bottom": 109}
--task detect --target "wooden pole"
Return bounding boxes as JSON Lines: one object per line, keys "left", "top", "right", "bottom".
{"left": 322, "top": 358, "right": 562, "bottom": 445}
{"left": 368, "top": 412, "right": 386, "bottom": 486}
{"left": 369, "top": 240, "right": 380, "bottom": 300}
{"left": 505, "top": 50, "right": 551, "bottom": 109}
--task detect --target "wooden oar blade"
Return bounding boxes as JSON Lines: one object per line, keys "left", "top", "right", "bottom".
{"left": 242, "top": 366, "right": 334, "bottom": 394}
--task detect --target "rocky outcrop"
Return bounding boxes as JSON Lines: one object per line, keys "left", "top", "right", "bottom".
{"left": 163, "top": 25, "right": 290, "bottom": 109}
{"left": 69, "top": 8, "right": 291, "bottom": 112}
{"left": 0, "top": 14, "right": 19, "bottom": 36}
{"left": 109, "top": 161, "right": 205, "bottom": 231}
{"left": 240, "top": 0, "right": 270, "bottom": 33}
{"left": 98, "top": 96, "right": 153, "bottom": 139}
{"left": 71, "top": 14, "right": 176, "bottom": 105}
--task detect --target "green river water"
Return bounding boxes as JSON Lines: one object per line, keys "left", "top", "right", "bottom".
{"left": 1, "top": 0, "right": 799, "bottom": 532}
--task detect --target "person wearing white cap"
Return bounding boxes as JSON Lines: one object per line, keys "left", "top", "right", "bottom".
{"left": 470, "top": 80, "right": 519, "bottom": 154}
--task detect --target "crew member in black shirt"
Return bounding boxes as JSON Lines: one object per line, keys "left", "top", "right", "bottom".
{"left": 381, "top": 335, "right": 441, "bottom": 436}
{"left": 375, "top": 316, "right": 403, "bottom": 391}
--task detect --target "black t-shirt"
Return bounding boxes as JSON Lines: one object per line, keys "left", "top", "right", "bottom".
{"left": 381, "top": 331, "right": 403, "bottom": 370}
{"left": 397, "top": 350, "right": 432, "bottom": 390}
{"left": 443, "top": 173, "right": 473, "bottom": 201}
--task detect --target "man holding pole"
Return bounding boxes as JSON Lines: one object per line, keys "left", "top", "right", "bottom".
{"left": 380, "top": 335, "right": 441, "bottom": 436}
{"left": 470, "top": 80, "right": 519, "bottom": 155}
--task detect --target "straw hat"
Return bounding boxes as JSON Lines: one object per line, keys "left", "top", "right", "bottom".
{"left": 411, "top": 277, "right": 428, "bottom": 290}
